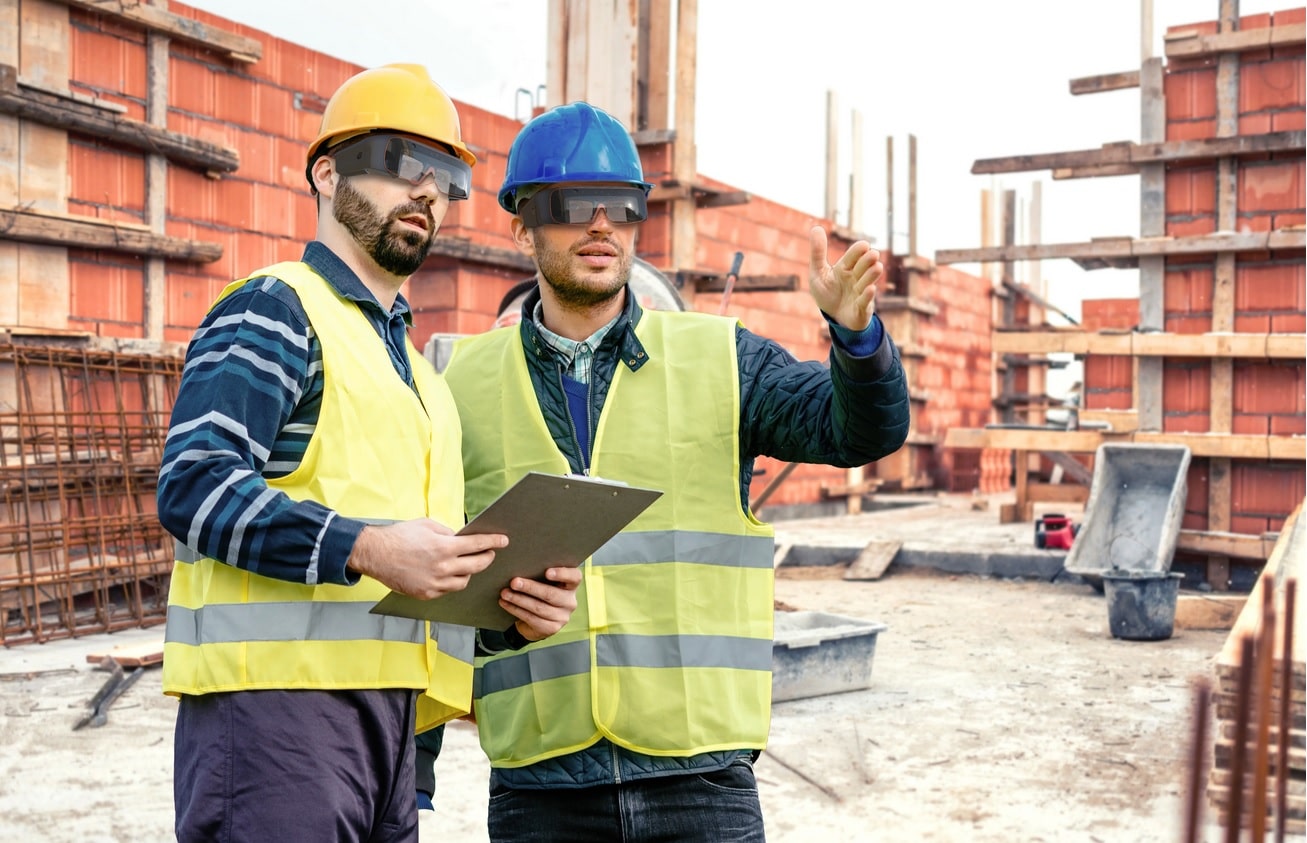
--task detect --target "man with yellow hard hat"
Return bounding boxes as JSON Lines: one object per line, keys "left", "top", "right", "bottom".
{"left": 157, "top": 64, "right": 581, "bottom": 842}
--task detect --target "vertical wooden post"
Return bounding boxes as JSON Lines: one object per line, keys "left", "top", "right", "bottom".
{"left": 824, "top": 90, "right": 838, "bottom": 222}
{"left": 639, "top": 0, "right": 672, "bottom": 131}
{"left": 545, "top": 0, "right": 569, "bottom": 109}
{"left": 144, "top": 0, "right": 169, "bottom": 341}
{"left": 849, "top": 109, "right": 863, "bottom": 232}
{"left": 907, "top": 133, "right": 917, "bottom": 258}
{"left": 1208, "top": 0, "right": 1240, "bottom": 591}
{"left": 670, "top": 0, "right": 697, "bottom": 273}
{"left": 885, "top": 136, "right": 894, "bottom": 255}
{"left": 1137, "top": 56, "right": 1165, "bottom": 433}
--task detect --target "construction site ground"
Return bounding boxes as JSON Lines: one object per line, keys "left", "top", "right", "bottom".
{"left": 0, "top": 492, "right": 1237, "bottom": 842}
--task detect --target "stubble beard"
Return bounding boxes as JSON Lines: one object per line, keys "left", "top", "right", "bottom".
{"left": 333, "top": 176, "right": 434, "bottom": 277}
{"left": 535, "top": 238, "right": 632, "bottom": 311}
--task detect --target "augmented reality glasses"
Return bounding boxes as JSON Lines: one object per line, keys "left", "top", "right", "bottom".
{"left": 332, "top": 133, "right": 472, "bottom": 200}
{"left": 517, "top": 186, "right": 648, "bottom": 227}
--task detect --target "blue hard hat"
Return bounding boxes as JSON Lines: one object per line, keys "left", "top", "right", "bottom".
{"left": 498, "top": 102, "right": 654, "bottom": 213}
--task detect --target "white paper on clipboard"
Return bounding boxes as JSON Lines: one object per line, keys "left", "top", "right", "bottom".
{"left": 370, "top": 471, "right": 662, "bottom": 629}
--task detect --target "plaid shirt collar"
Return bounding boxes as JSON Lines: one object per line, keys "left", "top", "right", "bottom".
{"left": 531, "top": 300, "right": 620, "bottom": 385}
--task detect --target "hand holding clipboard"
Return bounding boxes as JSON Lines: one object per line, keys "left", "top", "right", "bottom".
{"left": 371, "top": 472, "right": 662, "bottom": 629}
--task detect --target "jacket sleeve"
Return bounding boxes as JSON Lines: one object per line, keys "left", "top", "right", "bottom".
{"left": 737, "top": 321, "right": 910, "bottom": 467}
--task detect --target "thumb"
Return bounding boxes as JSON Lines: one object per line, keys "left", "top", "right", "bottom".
{"left": 808, "top": 225, "right": 829, "bottom": 276}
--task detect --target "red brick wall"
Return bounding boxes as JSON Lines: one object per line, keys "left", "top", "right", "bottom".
{"left": 60, "top": 2, "right": 956, "bottom": 510}
{"left": 1163, "top": 7, "right": 1306, "bottom": 532}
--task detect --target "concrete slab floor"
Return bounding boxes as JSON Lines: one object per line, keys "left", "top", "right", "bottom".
{"left": 0, "top": 495, "right": 1237, "bottom": 842}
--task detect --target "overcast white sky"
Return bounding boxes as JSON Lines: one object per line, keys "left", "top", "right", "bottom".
{"left": 186, "top": 0, "right": 1288, "bottom": 323}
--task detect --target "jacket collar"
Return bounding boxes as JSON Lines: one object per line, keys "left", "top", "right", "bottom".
{"left": 517, "top": 282, "right": 650, "bottom": 373}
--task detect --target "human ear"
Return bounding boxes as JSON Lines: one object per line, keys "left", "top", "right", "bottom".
{"left": 510, "top": 217, "right": 536, "bottom": 258}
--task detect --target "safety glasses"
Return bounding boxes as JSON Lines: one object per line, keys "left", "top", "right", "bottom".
{"left": 332, "top": 133, "right": 472, "bottom": 200}
{"left": 517, "top": 186, "right": 648, "bottom": 227}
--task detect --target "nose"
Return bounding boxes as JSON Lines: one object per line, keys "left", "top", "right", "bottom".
{"left": 409, "top": 172, "right": 443, "bottom": 204}
{"left": 586, "top": 207, "right": 616, "bottom": 233}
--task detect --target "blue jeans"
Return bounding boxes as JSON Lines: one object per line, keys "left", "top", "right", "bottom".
{"left": 486, "top": 758, "right": 766, "bottom": 843}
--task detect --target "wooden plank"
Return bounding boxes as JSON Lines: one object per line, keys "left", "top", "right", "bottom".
{"left": 1069, "top": 70, "right": 1140, "bottom": 95}
{"left": 1177, "top": 529, "right": 1277, "bottom": 560}
{"left": 943, "top": 426, "right": 1306, "bottom": 460}
{"left": 1216, "top": 500, "right": 1306, "bottom": 676}
{"left": 1077, "top": 409, "right": 1138, "bottom": 432}
{"left": 0, "top": 64, "right": 238, "bottom": 173}
{"left": 843, "top": 539, "right": 901, "bottom": 581}
{"left": 639, "top": 0, "right": 671, "bottom": 130}
{"left": 0, "top": 206, "right": 221, "bottom": 262}
{"left": 670, "top": 0, "right": 696, "bottom": 274}
{"left": 144, "top": 10, "right": 168, "bottom": 341}
{"left": 85, "top": 636, "right": 165, "bottom": 668}
{"left": 1052, "top": 163, "right": 1141, "bottom": 180}
{"left": 992, "top": 329, "right": 1304, "bottom": 358}
{"left": 54, "top": 0, "right": 263, "bottom": 62}
{"left": 1165, "top": 22, "right": 1306, "bottom": 57}
{"left": 972, "top": 131, "right": 1302, "bottom": 175}
{"left": 934, "top": 229, "right": 1307, "bottom": 265}
{"left": 684, "top": 272, "right": 797, "bottom": 294}
{"left": 1176, "top": 594, "right": 1247, "bottom": 630}
{"left": 427, "top": 236, "right": 533, "bottom": 271}
{"left": 1026, "top": 482, "right": 1089, "bottom": 504}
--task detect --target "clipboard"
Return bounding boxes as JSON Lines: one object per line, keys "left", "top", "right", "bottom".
{"left": 370, "top": 471, "right": 662, "bottom": 629}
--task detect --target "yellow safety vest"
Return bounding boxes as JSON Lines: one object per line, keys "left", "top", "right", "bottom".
{"left": 445, "top": 310, "right": 775, "bottom": 767}
{"left": 162, "top": 261, "right": 473, "bottom": 731}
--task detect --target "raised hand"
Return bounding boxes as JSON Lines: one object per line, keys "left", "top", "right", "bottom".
{"left": 808, "top": 225, "right": 881, "bottom": 331}
{"left": 347, "top": 519, "right": 506, "bottom": 600}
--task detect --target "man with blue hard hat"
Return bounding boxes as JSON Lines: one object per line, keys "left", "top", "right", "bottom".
{"left": 438, "top": 100, "right": 910, "bottom": 841}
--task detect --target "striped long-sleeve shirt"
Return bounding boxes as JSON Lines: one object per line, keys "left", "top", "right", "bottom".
{"left": 157, "top": 241, "right": 423, "bottom": 586}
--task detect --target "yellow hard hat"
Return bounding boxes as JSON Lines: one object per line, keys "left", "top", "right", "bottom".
{"left": 306, "top": 64, "right": 476, "bottom": 185}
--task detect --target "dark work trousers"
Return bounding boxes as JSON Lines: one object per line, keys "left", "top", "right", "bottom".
{"left": 174, "top": 688, "right": 419, "bottom": 843}
{"left": 486, "top": 758, "right": 767, "bottom": 843}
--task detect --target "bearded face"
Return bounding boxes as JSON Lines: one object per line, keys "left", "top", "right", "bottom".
{"left": 532, "top": 232, "right": 633, "bottom": 310}
{"left": 332, "top": 175, "right": 436, "bottom": 277}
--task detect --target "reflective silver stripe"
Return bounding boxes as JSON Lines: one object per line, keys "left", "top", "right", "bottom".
{"left": 432, "top": 623, "right": 475, "bottom": 666}
{"left": 474, "top": 633, "right": 771, "bottom": 697}
{"left": 597, "top": 633, "right": 772, "bottom": 671}
{"left": 165, "top": 601, "right": 425, "bottom": 646}
{"left": 173, "top": 516, "right": 399, "bottom": 566}
{"left": 474, "top": 639, "right": 591, "bottom": 698}
{"left": 591, "top": 531, "right": 773, "bottom": 569}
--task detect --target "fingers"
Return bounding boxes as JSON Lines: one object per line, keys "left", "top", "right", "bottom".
{"left": 500, "top": 571, "right": 580, "bottom": 637}
{"left": 808, "top": 225, "right": 829, "bottom": 276}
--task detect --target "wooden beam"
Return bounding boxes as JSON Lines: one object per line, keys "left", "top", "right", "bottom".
{"left": 676, "top": 271, "right": 797, "bottom": 294}
{"left": 972, "top": 131, "right": 1303, "bottom": 175}
{"left": 1077, "top": 409, "right": 1138, "bottom": 432}
{"left": 0, "top": 64, "right": 238, "bottom": 173}
{"left": 426, "top": 237, "right": 533, "bottom": 272}
{"left": 0, "top": 206, "right": 220, "bottom": 262}
{"left": 54, "top": 0, "right": 263, "bottom": 62}
{"left": 1069, "top": 70, "right": 1140, "bottom": 95}
{"left": 935, "top": 229, "right": 1307, "bottom": 265}
{"left": 1177, "top": 529, "right": 1277, "bottom": 560}
{"left": 631, "top": 128, "right": 675, "bottom": 146}
{"left": 1165, "top": 22, "right": 1306, "bottom": 58}
{"left": 1026, "top": 482, "right": 1090, "bottom": 504}
{"left": 990, "top": 329, "right": 1306, "bottom": 358}
{"left": 648, "top": 181, "right": 750, "bottom": 209}
{"left": 1052, "top": 163, "right": 1141, "bottom": 180}
{"left": 943, "top": 426, "right": 1306, "bottom": 460}
{"left": 1175, "top": 594, "right": 1246, "bottom": 630}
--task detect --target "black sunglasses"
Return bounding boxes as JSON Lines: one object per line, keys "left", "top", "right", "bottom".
{"left": 333, "top": 133, "right": 472, "bottom": 200}
{"left": 517, "top": 186, "right": 648, "bottom": 227}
